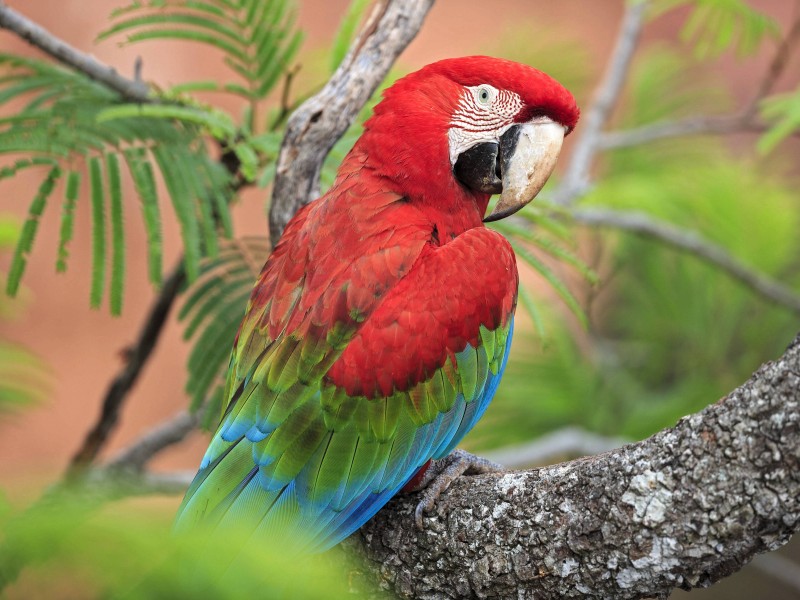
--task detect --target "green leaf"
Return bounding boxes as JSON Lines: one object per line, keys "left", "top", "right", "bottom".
{"left": 758, "top": 86, "right": 800, "bottom": 154}
{"left": 6, "top": 165, "right": 61, "bottom": 297}
{"left": 330, "top": 0, "right": 370, "bottom": 72}
{"left": 152, "top": 146, "right": 201, "bottom": 281}
{"left": 97, "top": 104, "right": 237, "bottom": 141}
{"left": 107, "top": 154, "right": 125, "bottom": 315}
{"left": 125, "top": 149, "right": 163, "bottom": 286}
{"left": 517, "top": 283, "right": 546, "bottom": 338}
{"left": 510, "top": 239, "right": 588, "bottom": 328}
{"left": 102, "top": 0, "right": 304, "bottom": 102}
{"left": 655, "top": 0, "right": 779, "bottom": 58}
{"left": 180, "top": 238, "right": 270, "bottom": 416}
{"left": 0, "top": 341, "right": 49, "bottom": 413}
{"left": 89, "top": 157, "right": 106, "bottom": 309}
{"left": 56, "top": 170, "right": 81, "bottom": 273}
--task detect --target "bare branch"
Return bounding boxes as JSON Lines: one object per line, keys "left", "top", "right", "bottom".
{"left": 598, "top": 114, "right": 761, "bottom": 149}
{"left": 484, "top": 426, "right": 628, "bottom": 469}
{"left": 751, "top": 553, "right": 800, "bottom": 595}
{"left": 66, "top": 262, "right": 186, "bottom": 477}
{"left": 571, "top": 208, "right": 800, "bottom": 315}
{"left": 0, "top": 2, "right": 150, "bottom": 102}
{"left": 85, "top": 469, "right": 195, "bottom": 498}
{"left": 599, "top": 9, "right": 800, "bottom": 151}
{"left": 353, "top": 333, "right": 800, "bottom": 599}
{"left": 554, "top": 0, "right": 649, "bottom": 206}
{"left": 268, "top": 0, "right": 435, "bottom": 242}
{"left": 106, "top": 410, "right": 200, "bottom": 472}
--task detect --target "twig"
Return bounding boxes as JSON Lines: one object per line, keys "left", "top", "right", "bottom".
{"left": 742, "top": 8, "right": 800, "bottom": 120}
{"left": 106, "top": 410, "right": 200, "bottom": 472}
{"left": 66, "top": 262, "right": 186, "bottom": 477}
{"left": 270, "top": 64, "right": 301, "bottom": 132}
{"left": 572, "top": 208, "right": 800, "bottom": 315}
{"left": 85, "top": 469, "right": 195, "bottom": 498}
{"left": 268, "top": 0, "right": 436, "bottom": 242}
{"left": 484, "top": 426, "right": 628, "bottom": 469}
{"left": 0, "top": 2, "right": 150, "bottom": 103}
{"left": 751, "top": 553, "right": 800, "bottom": 595}
{"left": 599, "top": 9, "right": 800, "bottom": 151}
{"left": 554, "top": 0, "right": 649, "bottom": 206}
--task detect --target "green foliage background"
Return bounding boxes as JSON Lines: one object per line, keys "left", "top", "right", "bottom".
{"left": 1, "top": 0, "right": 799, "bottom": 595}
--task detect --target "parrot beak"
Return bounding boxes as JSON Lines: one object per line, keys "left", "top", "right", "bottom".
{"left": 482, "top": 118, "right": 566, "bottom": 223}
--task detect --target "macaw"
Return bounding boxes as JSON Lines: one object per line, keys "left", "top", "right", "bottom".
{"left": 175, "top": 56, "right": 578, "bottom": 553}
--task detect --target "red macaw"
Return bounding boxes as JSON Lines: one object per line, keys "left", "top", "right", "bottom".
{"left": 175, "top": 56, "right": 578, "bottom": 552}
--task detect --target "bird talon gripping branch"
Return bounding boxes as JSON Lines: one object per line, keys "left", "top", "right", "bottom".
{"left": 175, "top": 56, "right": 578, "bottom": 553}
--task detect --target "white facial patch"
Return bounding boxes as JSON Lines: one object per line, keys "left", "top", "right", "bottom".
{"left": 447, "top": 84, "right": 524, "bottom": 165}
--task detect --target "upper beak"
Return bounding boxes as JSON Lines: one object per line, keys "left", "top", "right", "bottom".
{"left": 483, "top": 119, "right": 566, "bottom": 222}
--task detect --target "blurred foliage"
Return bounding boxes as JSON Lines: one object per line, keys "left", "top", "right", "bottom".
{"left": 0, "top": 491, "right": 351, "bottom": 598}
{"left": 653, "top": 0, "right": 779, "bottom": 58}
{"left": 469, "top": 27, "right": 800, "bottom": 449}
{"left": 0, "top": 215, "right": 48, "bottom": 413}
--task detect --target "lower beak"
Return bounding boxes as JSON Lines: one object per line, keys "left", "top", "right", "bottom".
{"left": 483, "top": 119, "right": 565, "bottom": 222}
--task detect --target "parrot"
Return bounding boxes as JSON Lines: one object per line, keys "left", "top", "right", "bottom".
{"left": 175, "top": 56, "right": 579, "bottom": 553}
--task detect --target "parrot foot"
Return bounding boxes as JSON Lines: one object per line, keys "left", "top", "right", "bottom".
{"left": 411, "top": 449, "right": 505, "bottom": 530}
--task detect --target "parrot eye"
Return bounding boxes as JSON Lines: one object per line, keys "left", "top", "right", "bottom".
{"left": 477, "top": 86, "right": 492, "bottom": 104}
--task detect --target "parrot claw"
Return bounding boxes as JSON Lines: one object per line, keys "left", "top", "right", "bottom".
{"left": 410, "top": 449, "right": 505, "bottom": 530}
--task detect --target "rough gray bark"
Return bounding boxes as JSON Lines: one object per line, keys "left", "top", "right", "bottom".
{"left": 268, "top": 0, "right": 435, "bottom": 242}
{"left": 352, "top": 334, "right": 800, "bottom": 599}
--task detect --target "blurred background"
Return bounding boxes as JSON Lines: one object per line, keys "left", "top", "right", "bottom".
{"left": 1, "top": 0, "right": 799, "bottom": 597}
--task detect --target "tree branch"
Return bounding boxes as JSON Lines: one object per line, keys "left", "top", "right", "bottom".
{"left": 571, "top": 208, "right": 800, "bottom": 315}
{"left": 554, "top": 0, "right": 649, "bottom": 206}
{"left": 0, "top": 1, "right": 150, "bottom": 102}
{"left": 484, "top": 426, "right": 628, "bottom": 469}
{"left": 268, "top": 0, "right": 435, "bottom": 242}
{"left": 66, "top": 262, "right": 186, "bottom": 477}
{"left": 105, "top": 409, "right": 200, "bottom": 472}
{"left": 598, "top": 8, "right": 800, "bottom": 151}
{"left": 353, "top": 333, "right": 800, "bottom": 599}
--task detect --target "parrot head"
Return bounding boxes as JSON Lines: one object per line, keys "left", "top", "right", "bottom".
{"left": 359, "top": 56, "right": 579, "bottom": 222}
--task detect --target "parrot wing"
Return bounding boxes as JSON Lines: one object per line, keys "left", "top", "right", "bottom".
{"left": 175, "top": 192, "right": 517, "bottom": 552}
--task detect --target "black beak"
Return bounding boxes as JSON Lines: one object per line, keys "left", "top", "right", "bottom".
{"left": 453, "top": 126, "right": 522, "bottom": 197}
{"left": 453, "top": 119, "right": 566, "bottom": 222}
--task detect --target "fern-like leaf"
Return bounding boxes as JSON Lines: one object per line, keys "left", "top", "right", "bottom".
{"left": 102, "top": 0, "right": 303, "bottom": 105}
{"left": 180, "top": 237, "right": 271, "bottom": 419}
{"left": 655, "top": 0, "right": 779, "bottom": 58}
{"left": 6, "top": 165, "right": 61, "bottom": 296}
{"left": 0, "top": 53, "right": 233, "bottom": 306}
{"left": 759, "top": 86, "right": 800, "bottom": 154}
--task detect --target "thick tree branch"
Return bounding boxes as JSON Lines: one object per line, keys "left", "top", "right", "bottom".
{"left": 571, "top": 208, "right": 800, "bottom": 315}
{"left": 0, "top": 2, "right": 150, "bottom": 102}
{"left": 268, "top": 0, "right": 435, "bottom": 242}
{"left": 353, "top": 334, "right": 800, "bottom": 599}
{"left": 554, "top": 0, "right": 649, "bottom": 206}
